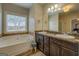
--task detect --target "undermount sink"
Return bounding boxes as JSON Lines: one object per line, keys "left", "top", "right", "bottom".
{"left": 55, "top": 34, "right": 75, "bottom": 39}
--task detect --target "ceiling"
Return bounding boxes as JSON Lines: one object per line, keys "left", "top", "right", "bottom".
{"left": 48, "top": 3, "right": 79, "bottom": 15}
{"left": 14, "top": 3, "right": 33, "bottom": 8}
{"left": 14, "top": 3, "right": 45, "bottom": 8}
{"left": 14, "top": 3, "right": 79, "bottom": 13}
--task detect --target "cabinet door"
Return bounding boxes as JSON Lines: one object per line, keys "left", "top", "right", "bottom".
{"left": 35, "top": 33, "right": 38, "bottom": 42}
{"left": 61, "top": 47, "right": 78, "bottom": 56}
{"left": 44, "top": 36, "right": 50, "bottom": 56}
{"left": 37, "top": 35, "right": 44, "bottom": 52}
{"left": 50, "top": 42, "right": 60, "bottom": 56}
{"left": 50, "top": 38, "right": 60, "bottom": 56}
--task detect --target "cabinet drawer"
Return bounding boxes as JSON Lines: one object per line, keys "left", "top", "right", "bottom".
{"left": 50, "top": 37, "right": 63, "bottom": 45}
{"left": 54, "top": 39, "right": 78, "bottom": 52}
{"left": 53, "top": 38, "right": 63, "bottom": 45}
{"left": 44, "top": 45, "right": 49, "bottom": 50}
{"left": 44, "top": 36, "right": 49, "bottom": 46}
{"left": 61, "top": 41, "right": 78, "bottom": 52}
{"left": 61, "top": 47, "right": 78, "bottom": 56}
{"left": 50, "top": 37, "right": 78, "bottom": 52}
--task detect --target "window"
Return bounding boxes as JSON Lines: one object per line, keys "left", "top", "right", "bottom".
{"left": 6, "top": 14, "right": 27, "bottom": 32}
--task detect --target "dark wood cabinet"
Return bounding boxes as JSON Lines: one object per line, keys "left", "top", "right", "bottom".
{"left": 44, "top": 36, "right": 50, "bottom": 56}
{"left": 61, "top": 47, "right": 78, "bottom": 56}
{"left": 35, "top": 32, "right": 79, "bottom": 56}
{"left": 50, "top": 38, "right": 61, "bottom": 56}
{"left": 50, "top": 42, "right": 60, "bottom": 56}
{"left": 35, "top": 33, "right": 44, "bottom": 52}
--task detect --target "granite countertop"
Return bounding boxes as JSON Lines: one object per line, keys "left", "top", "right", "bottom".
{"left": 37, "top": 32, "right": 79, "bottom": 43}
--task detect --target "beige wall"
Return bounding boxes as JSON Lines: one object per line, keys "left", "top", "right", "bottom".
{"left": 59, "top": 11, "right": 79, "bottom": 32}
{"left": 29, "top": 4, "right": 48, "bottom": 31}
{"left": 2, "top": 3, "right": 29, "bottom": 34}
{"left": 29, "top": 7, "right": 35, "bottom": 32}
{"left": 1, "top": 3, "right": 49, "bottom": 34}
{"left": 2, "top": 3, "right": 29, "bottom": 15}
{"left": 43, "top": 4, "right": 48, "bottom": 31}
{"left": 33, "top": 4, "right": 43, "bottom": 31}
{"left": 0, "top": 4, "right": 2, "bottom": 36}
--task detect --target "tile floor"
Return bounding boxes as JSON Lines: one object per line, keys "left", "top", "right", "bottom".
{"left": 31, "top": 51, "right": 45, "bottom": 56}
{"left": 19, "top": 49, "right": 45, "bottom": 56}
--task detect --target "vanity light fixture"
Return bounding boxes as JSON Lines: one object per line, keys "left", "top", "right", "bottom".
{"left": 51, "top": 6, "right": 54, "bottom": 9}
{"left": 48, "top": 8, "right": 51, "bottom": 12}
{"left": 48, "top": 4, "right": 62, "bottom": 13}
{"left": 58, "top": 8, "right": 61, "bottom": 10}
{"left": 48, "top": 4, "right": 74, "bottom": 13}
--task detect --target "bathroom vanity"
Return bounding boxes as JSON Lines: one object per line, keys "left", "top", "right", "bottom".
{"left": 35, "top": 32, "right": 79, "bottom": 56}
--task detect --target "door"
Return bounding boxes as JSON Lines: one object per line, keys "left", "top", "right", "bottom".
{"left": 44, "top": 36, "right": 50, "bottom": 56}
{"left": 36, "top": 34, "right": 44, "bottom": 52}
{"left": 50, "top": 42, "right": 60, "bottom": 56}
{"left": 50, "top": 38, "right": 60, "bottom": 56}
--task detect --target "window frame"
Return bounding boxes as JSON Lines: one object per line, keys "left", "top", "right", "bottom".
{"left": 3, "top": 11, "right": 28, "bottom": 34}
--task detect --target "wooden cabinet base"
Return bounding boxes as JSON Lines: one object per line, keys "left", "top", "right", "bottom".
{"left": 35, "top": 32, "right": 79, "bottom": 56}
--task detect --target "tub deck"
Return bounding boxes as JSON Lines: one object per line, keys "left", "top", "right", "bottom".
{"left": 0, "top": 34, "right": 34, "bottom": 56}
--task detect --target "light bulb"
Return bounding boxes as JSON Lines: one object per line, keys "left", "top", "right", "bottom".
{"left": 58, "top": 8, "right": 61, "bottom": 10}
{"left": 54, "top": 9, "right": 57, "bottom": 12}
{"left": 51, "top": 6, "right": 54, "bottom": 9}
{"left": 54, "top": 4, "right": 58, "bottom": 8}
{"left": 48, "top": 8, "right": 50, "bottom": 12}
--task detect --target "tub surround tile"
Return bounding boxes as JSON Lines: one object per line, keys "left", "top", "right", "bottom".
{"left": 0, "top": 34, "right": 34, "bottom": 48}
{"left": 0, "top": 34, "right": 35, "bottom": 56}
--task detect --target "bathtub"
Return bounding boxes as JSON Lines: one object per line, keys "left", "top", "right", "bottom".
{"left": 0, "top": 34, "right": 34, "bottom": 56}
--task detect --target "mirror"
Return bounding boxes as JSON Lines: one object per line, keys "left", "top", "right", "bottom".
{"left": 48, "top": 3, "right": 79, "bottom": 34}
{"left": 72, "top": 19, "right": 79, "bottom": 33}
